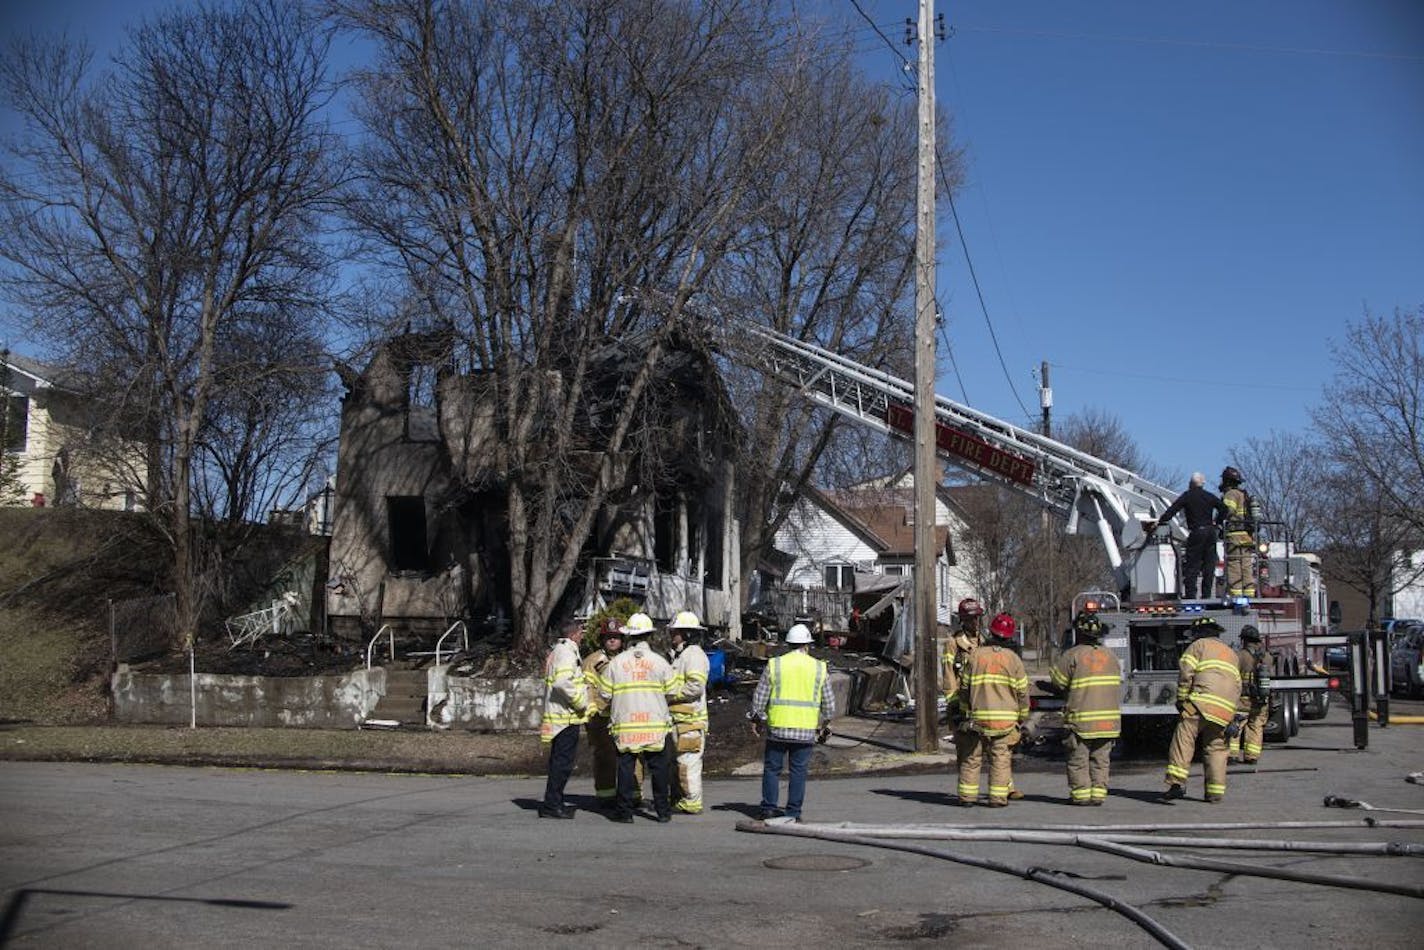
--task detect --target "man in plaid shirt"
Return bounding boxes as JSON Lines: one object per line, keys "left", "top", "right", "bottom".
{"left": 749, "top": 624, "right": 836, "bottom": 821}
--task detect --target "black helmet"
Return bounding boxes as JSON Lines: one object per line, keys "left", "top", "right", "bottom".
{"left": 1073, "top": 611, "right": 1105, "bottom": 639}
{"left": 1220, "top": 466, "right": 1243, "bottom": 487}
{"left": 1240, "top": 625, "right": 1262, "bottom": 643}
{"left": 1191, "top": 616, "right": 1226, "bottom": 636}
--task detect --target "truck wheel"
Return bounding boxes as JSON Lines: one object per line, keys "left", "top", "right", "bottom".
{"left": 1286, "top": 690, "right": 1301, "bottom": 737}
{"left": 1300, "top": 689, "right": 1330, "bottom": 720}
{"left": 1265, "top": 698, "right": 1288, "bottom": 743}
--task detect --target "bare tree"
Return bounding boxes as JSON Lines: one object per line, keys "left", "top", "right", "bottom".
{"left": 1226, "top": 429, "right": 1322, "bottom": 551}
{"left": 0, "top": 0, "right": 338, "bottom": 643}
{"left": 1311, "top": 465, "right": 1424, "bottom": 625}
{"left": 334, "top": 0, "right": 819, "bottom": 656}
{"left": 1314, "top": 306, "right": 1424, "bottom": 541}
{"left": 710, "top": 33, "right": 954, "bottom": 595}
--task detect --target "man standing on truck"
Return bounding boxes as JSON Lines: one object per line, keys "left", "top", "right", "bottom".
{"left": 1048, "top": 611, "right": 1122, "bottom": 806}
{"left": 1163, "top": 616, "right": 1242, "bottom": 803}
{"left": 1145, "top": 472, "right": 1228, "bottom": 599}
{"left": 1219, "top": 466, "right": 1258, "bottom": 598}
{"left": 1231, "top": 626, "right": 1271, "bottom": 765}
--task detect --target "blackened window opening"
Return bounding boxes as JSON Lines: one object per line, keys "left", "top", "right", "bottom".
{"left": 388, "top": 496, "right": 430, "bottom": 572}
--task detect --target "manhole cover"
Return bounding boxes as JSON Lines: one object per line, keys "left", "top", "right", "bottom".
{"left": 763, "top": 854, "right": 870, "bottom": 872}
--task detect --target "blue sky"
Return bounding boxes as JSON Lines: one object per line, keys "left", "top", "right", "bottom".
{"left": 3, "top": 1, "right": 1421, "bottom": 487}
{"left": 839, "top": 1, "right": 1424, "bottom": 485}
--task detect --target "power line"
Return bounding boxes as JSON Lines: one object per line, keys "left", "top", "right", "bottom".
{"left": 959, "top": 24, "right": 1424, "bottom": 63}
{"left": 937, "top": 155, "right": 1032, "bottom": 419}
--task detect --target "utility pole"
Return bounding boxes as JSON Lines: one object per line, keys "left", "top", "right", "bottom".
{"left": 1040, "top": 361, "right": 1053, "bottom": 660}
{"left": 912, "top": 0, "right": 939, "bottom": 753}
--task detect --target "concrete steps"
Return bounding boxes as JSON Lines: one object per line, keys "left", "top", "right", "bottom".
{"left": 366, "top": 668, "right": 428, "bottom": 727}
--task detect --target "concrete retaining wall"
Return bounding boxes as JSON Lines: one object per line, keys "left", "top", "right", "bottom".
{"left": 112, "top": 667, "right": 386, "bottom": 728}
{"left": 428, "top": 669, "right": 544, "bottom": 731}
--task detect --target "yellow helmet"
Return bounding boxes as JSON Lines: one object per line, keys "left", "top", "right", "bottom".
{"left": 622, "top": 612, "right": 655, "bottom": 636}
{"left": 670, "top": 610, "right": 704, "bottom": 631}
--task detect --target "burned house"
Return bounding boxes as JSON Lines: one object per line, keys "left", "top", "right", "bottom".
{"left": 324, "top": 330, "right": 742, "bottom": 644}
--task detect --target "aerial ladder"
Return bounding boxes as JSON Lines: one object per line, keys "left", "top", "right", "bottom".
{"left": 712, "top": 319, "right": 1183, "bottom": 595}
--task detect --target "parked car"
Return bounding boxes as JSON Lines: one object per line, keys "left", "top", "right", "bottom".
{"left": 1390, "top": 624, "right": 1424, "bottom": 697}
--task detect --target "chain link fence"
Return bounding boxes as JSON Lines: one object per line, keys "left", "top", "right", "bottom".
{"left": 109, "top": 593, "right": 177, "bottom": 666}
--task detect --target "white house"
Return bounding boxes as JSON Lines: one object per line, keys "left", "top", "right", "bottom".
{"left": 755, "top": 469, "right": 983, "bottom": 638}
{"left": 1, "top": 350, "right": 142, "bottom": 510}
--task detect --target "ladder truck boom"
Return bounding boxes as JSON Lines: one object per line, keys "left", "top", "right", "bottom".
{"left": 718, "top": 320, "right": 1181, "bottom": 590}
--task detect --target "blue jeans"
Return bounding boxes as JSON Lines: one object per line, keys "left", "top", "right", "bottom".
{"left": 761, "top": 739, "right": 814, "bottom": 818}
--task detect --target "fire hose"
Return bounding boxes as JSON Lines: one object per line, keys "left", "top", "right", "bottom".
{"left": 737, "top": 819, "right": 1192, "bottom": 950}
{"left": 1323, "top": 795, "right": 1424, "bottom": 817}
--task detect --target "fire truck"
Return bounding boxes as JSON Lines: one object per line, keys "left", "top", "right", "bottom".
{"left": 705, "top": 313, "right": 1336, "bottom": 742}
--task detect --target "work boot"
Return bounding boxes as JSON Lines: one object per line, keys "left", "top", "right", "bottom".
{"left": 610, "top": 812, "right": 634, "bottom": 824}
{"left": 1007, "top": 789, "right": 1025, "bottom": 801}
{"left": 1242, "top": 758, "right": 1258, "bottom": 765}
{"left": 955, "top": 797, "right": 977, "bottom": 808}
{"left": 1159, "top": 784, "right": 1186, "bottom": 803}
{"left": 984, "top": 799, "right": 1008, "bottom": 808}
{"left": 674, "top": 799, "right": 702, "bottom": 815}
{"left": 755, "top": 808, "right": 781, "bottom": 821}
{"left": 538, "top": 806, "right": 576, "bottom": 819}
{"left": 1205, "top": 794, "right": 1223, "bottom": 803}
{"left": 655, "top": 813, "right": 672, "bottom": 823}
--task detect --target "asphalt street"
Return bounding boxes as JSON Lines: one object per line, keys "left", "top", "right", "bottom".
{"left": 1, "top": 703, "right": 1422, "bottom": 949}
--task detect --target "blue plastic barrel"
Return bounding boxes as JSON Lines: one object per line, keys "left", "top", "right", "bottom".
{"left": 707, "top": 648, "right": 727, "bottom": 686}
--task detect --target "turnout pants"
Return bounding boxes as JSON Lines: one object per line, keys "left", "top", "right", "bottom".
{"left": 1230, "top": 702, "right": 1268, "bottom": 762}
{"left": 1064, "top": 732, "right": 1114, "bottom": 804}
{"left": 1225, "top": 535, "right": 1256, "bottom": 597}
{"left": 956, "top": 729, "right": 1015, "bottom": 804}
{"left": 1165, "top": 709, "right": 1228, "bottom": 799}
{"left": 673, "top": 727, "right": 705, "bottom": 813}
{"left": 587, "top": 715, "right": 642, "bottom": 803}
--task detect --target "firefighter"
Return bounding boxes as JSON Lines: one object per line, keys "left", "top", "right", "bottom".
{"left": 595, "top": 612, "right": 680, "bottom": 823}
{"left": 950, "top": 612, "right": 1030, "bottom": 807}
{"left": 1048, "top": 611, "right": 1122, "bottom": 806}
{"left": 941, "top": 598, "right": 984, "bottom": 715}
{"left": 1219, "top": 466, "right": 1257, "bottom": 598}
{"left": 1231, "top": 625, "right": 1271, "bottom": 764}
{"left": 1162, "top": 616, "right": 1243, "bottom": 803}
{"left": 582, "top": 618, "right": 642, "bottom": 809}
{"left": 538, "top": 620, "right": 588, "bottom": 819}
{"left": 749, "top": 623, "right": 835, "bottom": 822}
{"left": 1144, "top": 472, "right": 1229, "bottom": 599}
{"left": 667, "top": 610, "right": 710, "bottom": 815}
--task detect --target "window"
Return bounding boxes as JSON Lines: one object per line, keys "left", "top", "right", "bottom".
{"left": 824, "top": 563, "right": 854, "bottom": 591}
{"left": 405, "top": 364, "right": 438, "bottom": 441}
{"left": 387, "top": 496, "right": 429, "bottom": 572}
{"left": 883, "top": 565, "right": 905, "bottom": 577}
{"left": 3, "top": 395, "right": 27, "bottom": 452}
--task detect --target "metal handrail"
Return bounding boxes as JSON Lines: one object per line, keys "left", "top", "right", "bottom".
{"left": 365, "top": 623, "right": 395, "bottom": 670}
{"left": 434, "top": 620, "right": 468, "bottom": 666}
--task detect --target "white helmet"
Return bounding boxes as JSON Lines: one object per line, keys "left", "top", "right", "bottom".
{"left": 622, "top": 612, "right": 655, "bottom": 636}
{"left": 785, "top": 623, "right": 814, "bottom": 645}
{"left": 669, "top": 610, "right": 704, "bottom": 631}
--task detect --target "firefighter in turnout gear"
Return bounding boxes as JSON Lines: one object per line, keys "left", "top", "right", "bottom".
{"left": 1163, "top": 616, "right": 1243, "bottom": 803}
{"left": 1231, "top": 625, "right": 1271, "bottom": 764}
{"left": 538, "top": 621, "right": 588, "bottom": 818}
{"left": 582, "top": 619, "right": 641, "bottom": 808}
{"left": 1219, "top": 466, "right": 1258, "bottom": 597}
{"left": 949, "top": 615, "right": 1029, "bottom": 807}
{"left": 667, "top": 611, "right": 710, "bottom": 815}
{"left": 1049, "top": 612, "right": 1123, "bottom": 806}
{"left": 595, "top": 612, "right": 680, "bottom": 823}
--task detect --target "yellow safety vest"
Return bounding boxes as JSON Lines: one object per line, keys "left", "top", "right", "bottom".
{"left": 766, "top": 651, "right": 825, "bottom": 732}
